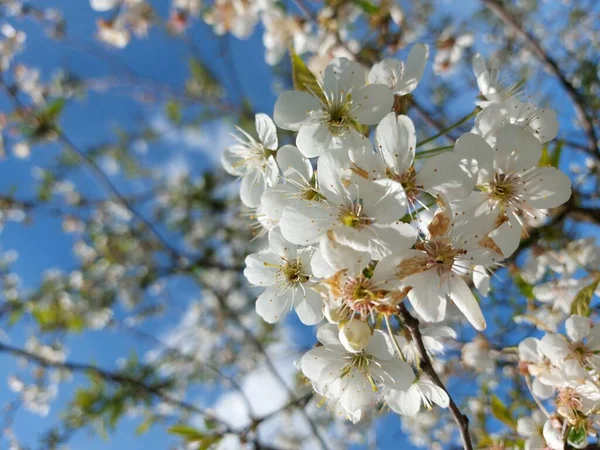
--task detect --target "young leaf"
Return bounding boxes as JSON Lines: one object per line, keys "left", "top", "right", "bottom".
{"left": 168, "top": 424, "right": 206, "bottom": 442}
{"left": 290, "top": 50, "right": 326, "bottom": 105}
{"left": 351, "top": 0, "right": 380, "bottom": 15}
{"left": 571, "top": 278, "right": 600, "bottom": 317}
{"left": 490, "top": 395, "right": 516, "bottom": 429}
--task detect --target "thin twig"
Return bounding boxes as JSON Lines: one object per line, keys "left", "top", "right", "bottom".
{"left": 410, "top": 98, "right": 458, "bottom": 143}
{"left": 417, "top": 108, "right": 478, "bottom": 147}
{"left": 0, "top": 341, "right": 228, "bottom": 429}
{"left": 209, "top": 288, "right": 330, "bottom": 450}
{"left": 57, "top": 132, "right": 185, "bottom": 263}
{"left": 397, "top": 303, "right": 474, "bottom": 450}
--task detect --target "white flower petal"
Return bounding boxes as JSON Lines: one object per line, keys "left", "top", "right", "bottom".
{"left": 280, "top": 201, "right": 335, "bottom": 245}
{"left": 261, "top": 184, "right": 296, "bottom": 221}
{"left": 296, "top": 122, "right": 334, "bottom": 158}
{"left": 323, "top": 58, "right": 366, "bottom": 97}
{"left": 301, "top": 346, "right": 341, "bottom": 381}
{"left": 90, "top": 0, "right": 119, "bottom": 11}
{"left": 268, "top": 228, "right": 295, "bottom": 259}
{"left": 452, "top": 132, "right": 494, "bottom": 184}
{"left": 386, "top": 385, "right": 421, "bottom": 416}
{"left": 310, "top": 247, "right": 336, "bottom": 279}
{"left": 240, "top": 171, "right": 267, "bottom": 207}
{"left": 362, "top": 178, "right": 408, "bottom": 223}
{"left": 490, "top": 212, "right": 522, "bottom": 258}
{"left": 374, "top": 359, "right": 415, "bottom": 390}
{"left": 273, "top": 91, "right": 321, "bottom": 131}
{"left": 495, "top": 124, "right": 542, "bottom": 173}
{"left": 539, "top": 333, "right": 570, "bottom": 366}
{"left": 405, "top": 271, "right": 447, "bottom": 323}
{"left": 295, "top": 287, "right": 324, "bottom": 325}
{"left": 395, "top": 44, "right": 428, "bottom": 95}
{"left": 368, "top": 59, "right": 403, "bottom": 89}
{"left": 340, "top": 372, "right": 374, "bottom": 414}
{"left": 276, "top": 145, "right": 313, "bottom": 183}
{"left": 317, "top": 323, "right": 347, "bottom": 352}
{"left": 473, "top": 265, "right": 490, "bottom": 296}
{"left": 529, "top": 108, "right": 559, "bottom": 143}
{"left": 319, "top": 233, "right": 371, "bottom": 277}
{"left": 543, "top": 420, "right": 565, "bottom": 450}
{"left": 244, "top": 252, "right": 281, "bottom": 286}
{"left": 565, "top": 315, "right": 591, "bottom": 343}
{"left": 448, "top": 274, "right": 486, "bottom": 331}
{"left": 417, "top": 152, "right": 476, "bottom": 199}
{"left": 255, "top": 113, "right": 278, "bottom": 149}
{"left": 375, "top": 113, "right": 415, "bottom": 176}
{"left": 518, "top": 337, "right": 542, "bottom": 363}
{"left": 256, "top": 285, "right": 293, "bottom": 323}
{"left": 520, "top": 167, "right": 571, "bottom": 210}
{"left": 418, "top": 377, "right": 450, "bottom": 408}
{"left": 351, "top": 84, "right": 394, "bottom": 125}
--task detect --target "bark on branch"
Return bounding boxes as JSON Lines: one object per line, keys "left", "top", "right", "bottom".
{"left": 397, "top": 303, "right": 474, "bottom": 450}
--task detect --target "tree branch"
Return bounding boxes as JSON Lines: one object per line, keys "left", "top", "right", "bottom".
{"left": 397, "top": 304, "right": 474, "bottom": 450}
{"left": 481, "top": 0, "right": 598, "bottom": 156}
{"left": 0, "top": 341, "right": 229, "bottom": 429}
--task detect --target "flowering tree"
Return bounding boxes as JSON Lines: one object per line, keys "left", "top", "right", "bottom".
{"left": 0, "top": 0, "right": 599, "bottom": 449}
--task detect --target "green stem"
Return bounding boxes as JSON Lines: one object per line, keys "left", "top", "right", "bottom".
{"left": 400, "top": 199, "right": 436, "bottom": 222}
{"left": 414, "top": 145, "right": 454, "bottom": 159}
{"left": 416, "top": 108, "right": 479, "bottom": 148}
{"left": 384, "top": 315, "right": 406, "bottom": 361}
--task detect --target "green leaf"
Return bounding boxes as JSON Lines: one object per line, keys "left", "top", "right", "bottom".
{"left": 538, "top": 145, "right": 550, "bottom": 167}
{"left": 290, "top": 50, "right": 326, "bottom": 105}
{"left": 490, "top": 395, "right": 516, "bottom": 429}
{"left": 187, "top": 58, "right": 222, "bottom": 98}
{"left": 165, "top": 100, "right": 182, "bottom": 124}
{"left": 568, "top": 424, "right": 587, "bottom": 445}
{"left": 351, "top": 0, "right": 380, "bottom": 15}
{"left": 135, "top": 417, "right": 154, "bottom": 435}
{"left": 513, "top": 274, "right": 535, "bottom": 300}
{"left": 7, "top": 307, "right": 24, "bottom": 326}
{"left": 539, "top": 141, "right": 563, "bottom": 168}
{"left": 43, "top": 98, "right": 66, "bottom": 121}
{"left": 168, "top": 425, "right": 206, "bottom": 441}
{"left": 550, "top": 140, "right": 563, "bottom": 168}
{"left": 571, "top": 278, "right": 600, "bottom": 317}
{"left": 168, "top": 425, "right": 221, "bottom": 448}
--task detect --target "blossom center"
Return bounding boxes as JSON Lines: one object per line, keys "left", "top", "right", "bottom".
{"left": 310, "top": 90, "right": 354, "bottom": 136}
{"left": 397, "top": 239, "right": 466, "bottom": 278}
{"left": 301, "top": 186, "right": 325, "bottom": 201}
{"left": 281, "top": 258, "right": 309, "bottom": 285}
{"left": 386, "top": 165, "right": 419, "bottom": 204}
{"left": 339, "top": 201, "right": 372, "bottom": 229}
{"left": 341, "top": 276, "right": 383, "bottom": 317}
{"left": 486, "top": 172, "right": 520, "bottom": 204}
{"left": 568, "top": 342, "right": 594, "bottom": 366}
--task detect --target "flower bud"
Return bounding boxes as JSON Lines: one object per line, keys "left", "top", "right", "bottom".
{"left": 339, "top": 320, "right": 371, "bottom": 353}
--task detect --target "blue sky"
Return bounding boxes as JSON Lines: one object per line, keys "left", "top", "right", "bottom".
{"left": 0, "top": 1, "right": 594, "bottom": 449}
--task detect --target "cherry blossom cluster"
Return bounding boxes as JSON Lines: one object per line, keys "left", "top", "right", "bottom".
{"left": 518, "top": 314, "right": 600, "bottom": 449}
{"left": 517, "top": 237, "right": 600, "bottom": 332}
{"left": 222, "top": 45, "right": 572, "bottom": 424}
{"left": 509, "top": 236, "right": 600, "bottom": 449}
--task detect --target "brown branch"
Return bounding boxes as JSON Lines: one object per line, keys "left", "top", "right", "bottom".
{"left": 0, "top": 340, "right": 313, "bottom": 449}
{"left": 481, "top": 0, "right": 599, "bottom": 156}
{"left": 57, "top": 132, "right": 186, "bottom": 263}
{"left": 397, "top": 304, "right": 474, "bottom": 450}
{"left": 208, "top": 288, "right": 331, "bottom": 450}
{"left": 0, "top": 341, "right": 229, "bottom": 429}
